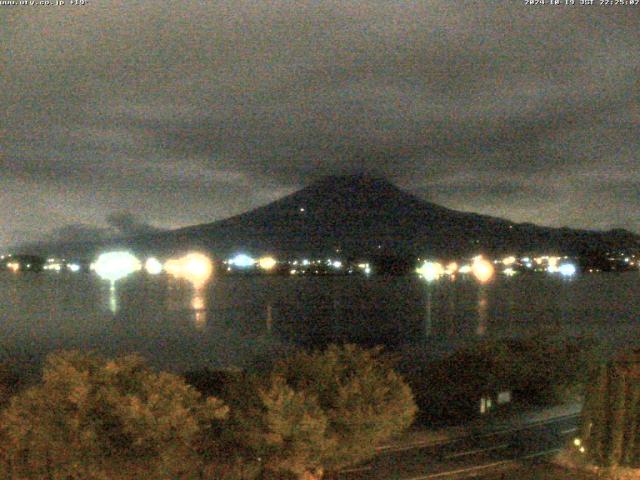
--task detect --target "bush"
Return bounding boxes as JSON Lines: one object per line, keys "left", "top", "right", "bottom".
{"left": 0, "top": 351, "right": 228, "bottom": 480}
{"left": 409, "top": 334, "right": 596, "bottom": 424}
{"left": 228, "top": 344, "right": 417, "bottom": 479}
{"left": 0, "top": 362, "right": 21, "bottom": 408}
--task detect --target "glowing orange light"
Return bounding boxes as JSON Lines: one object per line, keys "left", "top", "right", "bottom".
{"left": 472, "top": 256, "right": 495, "bottom": 284}
{"left": 502, "top": 256, "right": 516, "bottom": 266}
{"left": 258, "top": 256, "right": 277, "bottom": 271}
{"left": 7, "top": 262, "right": 19, "bottom": 273}
{"left": 165, "top": 252, "right": 213, "bottom": 288}
{"left": 191, "top": 291, "right": 207, "bottom": 331}
{"left": 445, "top": 262, "right": 459, "bottom": 275}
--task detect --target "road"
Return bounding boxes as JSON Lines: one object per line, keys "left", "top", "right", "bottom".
{"left": 337, "top": 413, "right": 580, "bottom": 479}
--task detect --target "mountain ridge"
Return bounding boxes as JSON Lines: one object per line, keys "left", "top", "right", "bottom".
{"left": 11, "top": 175, "right": 640, "bottom": 259}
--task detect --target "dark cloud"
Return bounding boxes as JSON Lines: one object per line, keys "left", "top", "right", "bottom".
{"left": 105, "top": 212, "right": 164, "bottom": 237}
{"left": 12, "top": 212, "right": 164, "bottom": 251}
{"left": 1, "top": 2, "right": 639, "bottom": 248}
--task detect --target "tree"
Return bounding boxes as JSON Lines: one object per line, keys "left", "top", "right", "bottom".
{"left": 580, "top": 350, "right": 640, "bottom": 468}
{"left": 232, "top": 344, "right": 416, "bottom": 479}
{"left": 0, "top": 350, "right": 228, "bottom": 480}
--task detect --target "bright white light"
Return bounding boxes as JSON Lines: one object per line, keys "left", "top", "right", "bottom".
{"left": 302, "top": 259, "right": 310, "bottom": 266}
{"left": 459, "top": 264, "right": 472, "bottom": 274}
{"left": 573, "top": 438, "right": 581, "bottom": 447}
{"left": 332, "top": 260, "right": 342, "bottom": 269}
{"left": 417, "top": 261, "right": 444, "bottom": 282}
{"left": 145, "top": 257, "right": 163, "bottom": 275}
{"left": 229, "top": 254, "right": 255, "bottom": 268}
{"left": 504, "top": 267, "right": 516, "bottom": 276}
{"left": 67, "top": 263, "right": 81, "bottom": 273}
{"left": 165, "top": 252, "right": 213, "bottom": 288}
{"left": 258, "top": 256, "right": 277, "bottom": 271}
{"left": 472, "top": 257, "right": 495, "bottom": 284}
{"left": 558, "top": 263, "right": 577, "bottom": 277}
{"left": 93, "top": 251, "right": 141, "bottom": 283}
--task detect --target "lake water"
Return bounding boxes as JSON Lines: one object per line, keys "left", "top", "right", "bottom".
{"left": 1, "top": 271, "right": 639, "bottom": 374}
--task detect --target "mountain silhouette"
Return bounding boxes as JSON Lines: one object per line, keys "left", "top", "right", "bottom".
{"left": 14, "top": 174, "right": 640, "bottom": 259}
{"left": 132, "top": 174, "right": 640, "bottom": 259}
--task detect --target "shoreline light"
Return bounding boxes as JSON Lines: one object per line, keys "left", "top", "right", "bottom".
{"left": 93, "top": 251, "right": 141, "bottom": 283}
{"left": 472, "top": 256, "right": 495, "bottom": 284}
{"left": 445, "top": 262, "right": 459, "bottom": 275}
{"left": 229, "top": 254, "right": 255, "bottom": 268}
{"left": 558, "top": 263, "right": 577, "bottom": 277}
{"left": 165, "top": 252, "right": 213, "bottom": 288}
{"left": 145, "top": 257, "right": 163, "bottom": 275}
{"left": 502, "top": 256, "right": 516, "bottom": 266}
{"left": 417, "top": 261, "right": 444, "bottom": 282}
{"left": 258, "top": 256, "right": 277, "bottom": 271}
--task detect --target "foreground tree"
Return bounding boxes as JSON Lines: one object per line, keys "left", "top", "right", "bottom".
{"left": 580, "top": 349, "right": 640, "bottom": 468}
{"left": 229, "top": 344, "right": 417, "bottom": 479}
{"left": 0, "top": 351, "right": 228, "bottom": 480}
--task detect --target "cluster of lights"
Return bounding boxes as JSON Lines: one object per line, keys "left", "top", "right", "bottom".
{"left": 416, "top": 257, "right": 495, "bottom": 284}
{"left": 489, "top": 254, "right": 579, "bottom": 277}
{"left": 43, "top": 258, "right": 81, "bottom": 273}
{"left": 92, "top": 251, "right": 216, "bottom": 287}
{"left": 225, "top": 254, "right": 370, "bottom": 276}
{"left": 165, "top": 252, "right": 213, "bottom": 288}
{"left": 6, "top": 262, "right": 20, "bottom": 273}
{"left": 226, "top": 254, "right": 279, "bottom": 271}
{"left": 573, "top": 437, "right": 586, "bottom": 454}
{"left": 357, "top": 263, "right": 372, "bottom": 275}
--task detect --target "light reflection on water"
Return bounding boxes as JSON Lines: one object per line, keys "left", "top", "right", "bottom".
{"left": 0, "top": 272, "right": 639, "bottom": 372}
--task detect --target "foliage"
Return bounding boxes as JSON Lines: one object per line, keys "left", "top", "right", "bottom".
{"left": 0, "top": 350, "right": 228, "bottom": 480}
{"left": 228, "top": 344, "right": 417, "bottom": 479}
{"left": 580, "top": 350, "right": 640, "bottom": 468}
{"left": 409, "top": 334, "right": 597, "bottom": 424}
{"left": 184, "top": 367, "right": 245, "bottom": 400}
{"left": 0, "top": 363, "right": 18, "bottom": 408}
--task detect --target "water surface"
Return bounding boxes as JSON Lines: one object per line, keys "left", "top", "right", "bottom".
{"left": 1, "top": 272, "right": 638, "bottom": 372}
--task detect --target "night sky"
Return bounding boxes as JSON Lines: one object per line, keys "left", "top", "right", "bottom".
{"left": 2, "top": 1, "right": 639, "bottom": 249}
